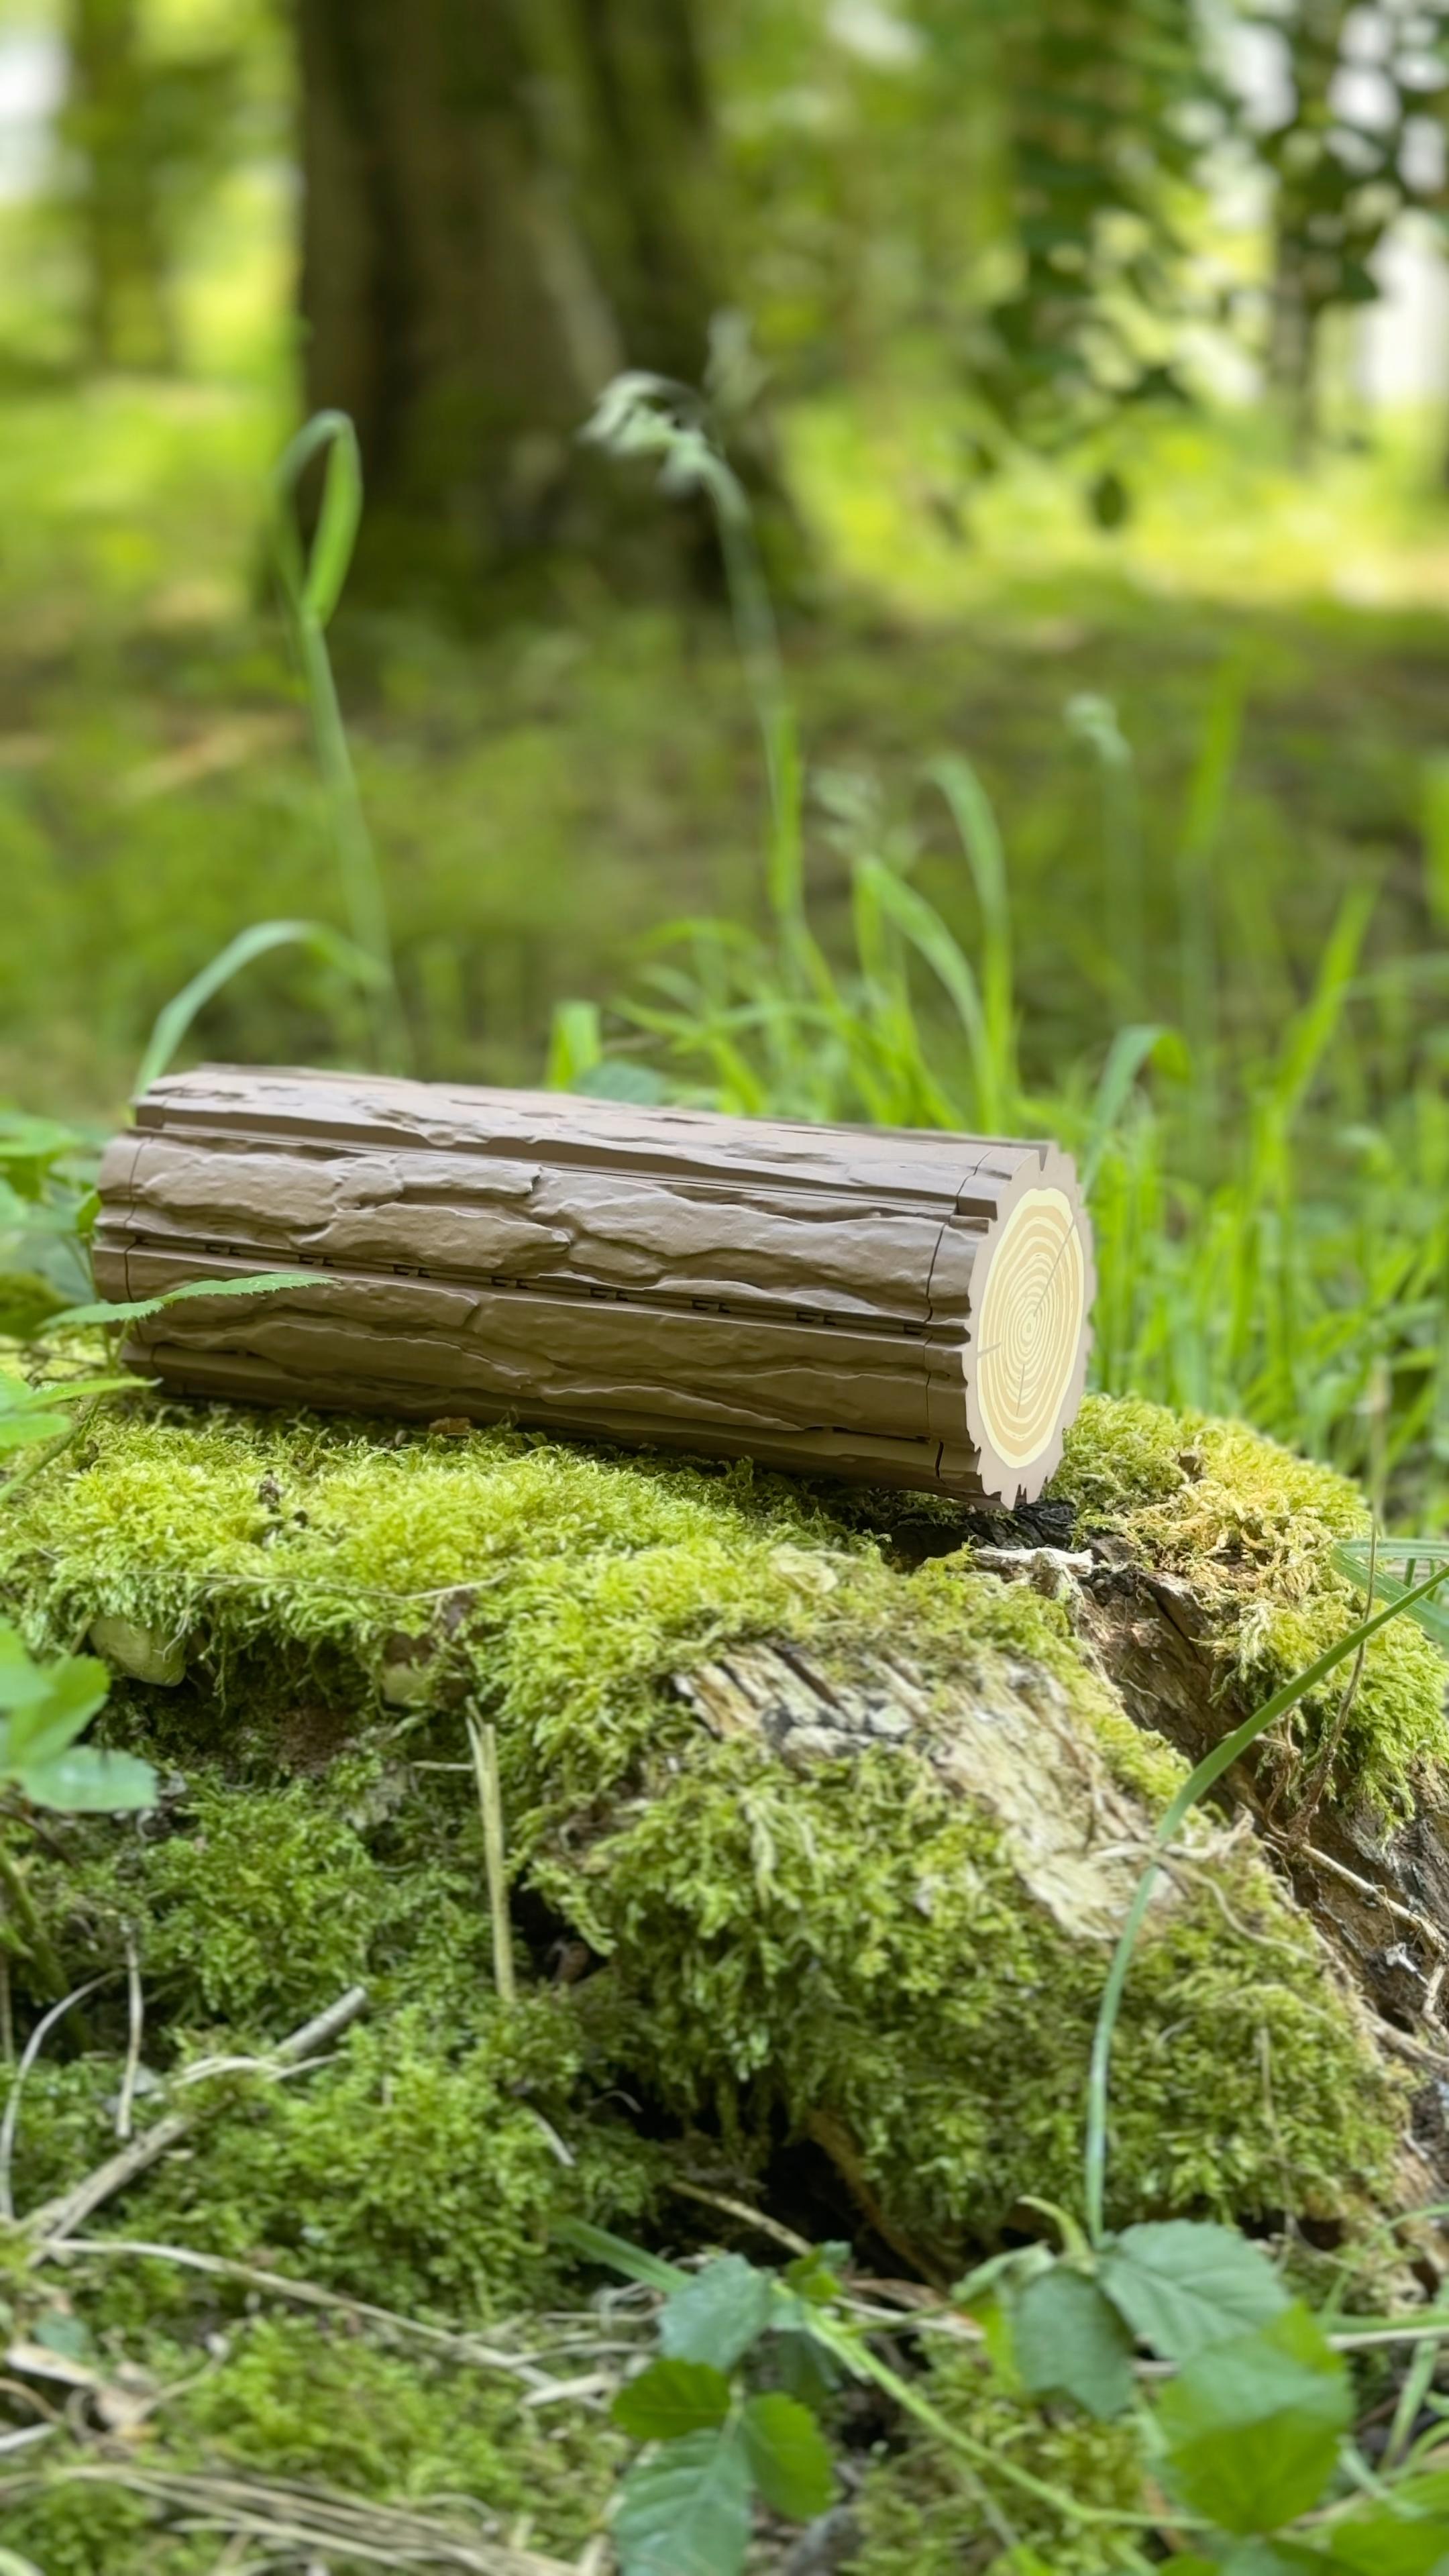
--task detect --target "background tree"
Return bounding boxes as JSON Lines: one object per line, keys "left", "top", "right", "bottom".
{"left": 62, "top": 0, "right": 173, "bottom": 370}
{"left": 297, "top": 0, "right": 756, "bottom": 596}
{"left": 1255, "top": 0, "right": 1449, "bottom": 455}
{"left": 58, "top": 0, "right": 255, "bottom": 375}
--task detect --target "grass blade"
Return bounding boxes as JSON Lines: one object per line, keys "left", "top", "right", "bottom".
{"left": 1083, "top": 1554, "right": 1449, "bottom": 2244}
{"left": 135, "top": 920, "right": 386, "bottom": 1095}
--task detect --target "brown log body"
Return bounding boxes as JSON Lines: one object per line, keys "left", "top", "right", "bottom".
{"left": 95, "top": 1068, "right": 1095, "bottom": 1504}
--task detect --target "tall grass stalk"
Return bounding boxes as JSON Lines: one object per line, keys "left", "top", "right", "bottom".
{"left": 572, "top": 374, "right": 1449, "bottom": 1510}
{"left": 273, "top": 413, "right": 411, "bottom": 1073}
{"left": 1083, "top": 1555, "right": 1449, "bottom": 2244}
{"left": 1067, "top": 693, "right": 1146, "bottom": 1020}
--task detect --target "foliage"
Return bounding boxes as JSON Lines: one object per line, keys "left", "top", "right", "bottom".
{"left": 576, "top": 2133, "right": 1449, "bottom": 2569}
{"left": 574, "top": 2205, "right": 1449, "bottom": 2569}
{"left": 0, "top": 1621, "right": 154, "bottom": 1814}
{"left": 1256, "top": 0, "right": 1449, "bottom": 437}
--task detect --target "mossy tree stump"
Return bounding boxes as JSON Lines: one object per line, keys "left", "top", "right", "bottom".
{"left": 5, "top": 1367, "right": 1449, "bottom": 2568}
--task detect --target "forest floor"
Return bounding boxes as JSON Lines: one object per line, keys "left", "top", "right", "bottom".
{"left": 2, "top": 361, "right": 1448, "bottom": 1118}
{"left": 1, "top": 1367, "right": 1448, "bottom": 2570}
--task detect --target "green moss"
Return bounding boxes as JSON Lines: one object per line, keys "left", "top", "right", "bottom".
{"left": 0, "top": 1389, "right": 1176, "bottom": 1823}
{"left": 0, "top": 1386, "right": 1414, "bottom": 2369}
{"left": 1053, "top": 1393, "right": 1449, "bottom": 1812}
{"left": 0, "top": 2313, "right": 623, "bottom": 2573}
{"left": 847, "top": 2341, "right": 1145, "bottom": 2574}
{"left": 541, "top": 1735, "right": 1400, "bottom": 2243}
{"left": 0, "top": 1396, "right": 860, "bottom": 1815}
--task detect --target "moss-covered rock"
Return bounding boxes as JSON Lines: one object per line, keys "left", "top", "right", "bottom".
{"left": 1055, "top": 1393, "right": 1449, "bottom": 1813}
{"left": 0, "top": 1374, "right": 1439, "bottom": 2565}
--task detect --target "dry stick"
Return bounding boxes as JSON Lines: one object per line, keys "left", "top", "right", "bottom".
{"left": 665, "top": 2176, "right": 813, "bottom": 2259}
{"left": 467, "top": 1717, "right": 516, "bottom": 2008}
{"left": 38, "top": 2239, "right": 576, "bottom": 2393}
{"left": 25, "top": 1986, "right": 368, "bottom": 2247}
{"left": 0, "top": 1974, "right": 113, "bottom": 2225}
{"left": 1290, "top": 1837, "right": 1448, "bottom": 1954}
{"left": 115, "top": 1931, "right": 143, "bottom": 2144}
{"left": 0, "top": 2465, "right": 573, "bottom": 2576}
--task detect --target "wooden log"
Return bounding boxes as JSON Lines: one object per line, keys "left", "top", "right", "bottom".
{"left": 95, "top": 1067, "right": 1095, "bottom": 1505}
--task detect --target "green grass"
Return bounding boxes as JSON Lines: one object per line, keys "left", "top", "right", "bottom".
{"left": 5, "top": 250, "right": 1449, "bottom": 1513}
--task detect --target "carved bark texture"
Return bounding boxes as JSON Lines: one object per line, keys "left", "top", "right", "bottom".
{"left": 95, "top": 1067, "right": 1096, "bottom": 1505}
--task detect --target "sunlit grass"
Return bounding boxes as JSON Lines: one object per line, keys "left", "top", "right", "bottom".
{"left": 792, "top": 376, "right": 1449, "bottom": 616}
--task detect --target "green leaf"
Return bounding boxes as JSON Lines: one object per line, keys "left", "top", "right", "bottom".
{"left": 612, "top": 2426, "right": 752, "bottom": 2576}
{"left": 15, "top": 1748, "right": 158, "bottom": 1813}
{"left": 776, "top": 2329, "right": 839, "bottom": 2412}
{"left": 783, "top": 2244, "right": 849, "bottom": 2306}
{"left": 0, "top": 1115, "right": 90, "bottom": 1179}
{"left": 0, "top": 1411, "right": 72, "bottom": 1450}
{"left": 661, "top": 2257, "right": 775, "bottom": 2372}
{"left": 273, "top": 412, "right": 364, "bottom": 629}
{"left": 1010, "top": 2266, "right": 1135, "bottom": 2419}
{"left": 740, "top": 2393, "right": 835, "bottom": 2521}
{"left": 1101, "top": 2222, "right": 1290, "bottom": 2361}
{"left": 50, "top": 1271, "right": 323, "bottom": 1331}
{"left": 0, "top": 1273, "right": 70, "bottom": 1340}
{"left": 5, "top": 1655, "right": 110, "bottom": 1762}
{"left": 552, "top": 2216, "right": 688, "bottom": 2296}
{"left": 135, "top": 919, "right": 385, "bottom": 1095}
{"left": 612, "top": 2360, "right": 733, "bottom": 2441}
{"left": 0, "top": 1624, "right": 50, "bottom": 1710}
{"left": 2, "top": 1375, "right": 141, "bottom": 1409}
{"left": 1322, "top": 2510, "right": 1449, "bottom": 2573}
{"left": 1157, "top": 2305, "right": 1352, "bottom": 2536}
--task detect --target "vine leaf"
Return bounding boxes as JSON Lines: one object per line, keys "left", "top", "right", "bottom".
{"left": 612, "top": 2424, "right": 752, "bottom": 2576}
{"left": 740, "top": 2392, "right": 835, "bottom": 2520}
{"left": 660, "top": 2255, "right": 774, "bottom": 2372}
{"left": 1010, "top": 2267, "right": 1135, "bottom": 2420}
{"left": 612, "top": 2359, "right": 732, "bottom": 2442}
{"left": 1156, "top": 2305, "right": 1350, "bottom": 2536}
{"left": 1099, "top": 2220, "right": 1289, "bottom": 2363}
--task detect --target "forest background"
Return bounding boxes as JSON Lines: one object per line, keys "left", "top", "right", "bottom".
{"left": 5, "top": 0, "right": 1449, "bottom": 1518}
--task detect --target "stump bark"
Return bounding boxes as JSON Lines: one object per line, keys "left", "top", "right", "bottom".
{"left": 95, "top": 1067, "right": 1095, "bottom": 1505}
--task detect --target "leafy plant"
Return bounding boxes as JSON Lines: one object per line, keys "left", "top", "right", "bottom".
{"left": 562, "top": 2225, "right": 837, "bottom": 2576}
{"left": 0, "top": 1623, "right": 154, "bottom": 1815}
{"left": 272, "top": 411, "right": 410, "bottom": 1073}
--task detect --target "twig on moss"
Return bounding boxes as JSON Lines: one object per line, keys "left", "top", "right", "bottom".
{"left": 24, "top": 1986, "right": 368, "bottom": 2246}
{"left": 0, "top": 1974, "right": 114, "bottom": 2224}
{"left": 38, "top": 2237, "right": 577, "bottom": 2391}
{"left": 1288, "top": 1838, "right": 1448, "bottom": 1955}
{"left": 115, "top": 1931, "right": 143, "bottom": 2143}
{"left": 0, "top": 2465, "right": 574, "bottom": 2573}
{"left": 666, "top": 2176, "right": 813, "bottom": 2257}
{"left": 467, "top": 1715, "right": 517, "bottom": 2007}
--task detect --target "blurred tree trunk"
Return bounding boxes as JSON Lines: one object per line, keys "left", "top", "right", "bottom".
{"left": 1263, "top": 0, "right": 1355, "bottom": 463}
{"left": 297, "top": 0, "right": 786, "bottom": 600}
{"left": 64, "top": 0, "right": 175, "bottom": 372}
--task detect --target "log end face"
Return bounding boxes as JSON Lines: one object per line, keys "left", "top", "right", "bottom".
{"left": 964, "top": 1150, "right": 1095, "bottom": 1505}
